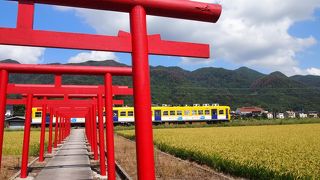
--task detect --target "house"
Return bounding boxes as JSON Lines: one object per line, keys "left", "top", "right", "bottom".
{"left": 235, "top": 107, "right": 265, "bottom": 116}
{"left": 5, "top": 116, "right": 25, "bottom": 129}
{"left": 285, "top": 111, "right": 296, "bottom": 118}
{"left": 297, "top": 113, "right": 308, "bottom": 118}
{"left": 308, "top": 111, "right": 318, "bottom": 118}
{"left": 266, "top": 113, "right": 273, "bottom": 119}
{"left": 276, "top": 113, "right": 285, "bottom": 119}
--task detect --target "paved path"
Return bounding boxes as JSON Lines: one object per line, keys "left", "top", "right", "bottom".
{"left": 35, "top": 129, "right": 93, "bottom": 180}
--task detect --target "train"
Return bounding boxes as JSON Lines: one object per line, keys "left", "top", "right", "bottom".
{"left": 31, "top": 104, "right": 231, "bottom": 125}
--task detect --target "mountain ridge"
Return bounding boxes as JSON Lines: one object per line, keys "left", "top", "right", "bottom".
{"left": 1, "top": 59, "right": 319, "bottom": 111}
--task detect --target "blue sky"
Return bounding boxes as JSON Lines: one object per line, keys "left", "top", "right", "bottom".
{"left": 0, "top": 1, "right": 319, "bottom": 76}
{"left": 288, "top": 10, "right": 320, "bottom": 70}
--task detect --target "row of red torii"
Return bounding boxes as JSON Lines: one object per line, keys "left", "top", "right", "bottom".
{"left": 0, "top": 0, "right": 222, "bottom": 179}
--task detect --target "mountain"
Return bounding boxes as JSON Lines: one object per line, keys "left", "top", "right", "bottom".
{"left": 1, "top": 59, "right": 320, "bottom": 111}
{"left": 190, "top": 66, "right": 264, "bottom": 88}
{"left": 290, "top": 75, "right": 320, "bottom": 88}
{"left": 0, "top": 59, "right": 20, "bottom": 64}
{"left": 251, "top": 71, "right": 303, "bottom": 89}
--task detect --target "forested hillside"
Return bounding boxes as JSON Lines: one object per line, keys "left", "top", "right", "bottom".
{"left": 2, "top": 59, "right": 319, "bottom": 111}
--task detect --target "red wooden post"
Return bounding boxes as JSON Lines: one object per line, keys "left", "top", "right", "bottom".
{"left": 55, "top": 74, "right": 62, "bottom": 87}
{"left": 54, "top": 113, "right": 59, "bottom": 148}
{"left": 105, "top": 73, "right": 116, "bottom": 180}
{"left": 86, "top": 113, "right": 89, "bottom": 146}
{"left": 64, "top": 117, "right": 66, "bottom": 140}
{"left": 64, "top": 117, "right": 67, "bottom": 139}
{"left": 85, "top": 116, "right": 87, "bottom": 140}
{"left": 20, "top": 94, "right": 33, "bottom": 178}
{"left": 92, "top": 104, "right": 98, "bottom": 160}
{"left": 39, "top": 102, "right": 47, "bottom": 162}
{"left": 65, "top": 117, "right": 69, "bottom": 137}
{"left": 59, "top": 116, "right": 62, "bottom": 144}
{"left": 62, "top": 116, "right": 65, "bottom": 140}
{"left": 47, "top": 107, "right": 53, "bottom": 153}
{"left": 68, "top": 117, "right": 70, "bottom": 136}
{"left": 17, "top": 0, "right": 34, "bottom": 30}
{"left": 130, "top": 6, "right": 155, "bottom": 180}
{"left": 97, "top": 93, "right": 106, "bottom": 176}
{"left": 0, "top": 70, "right": 8, "bottom": 169}
{"left": 61, "top": 117, "right": 64, "bottom": 140}
{"left": 59, "top": 116, "right": 62, "bottom": 143}
{"left": 88, "top": 109, "right": 92, "bottom": 149}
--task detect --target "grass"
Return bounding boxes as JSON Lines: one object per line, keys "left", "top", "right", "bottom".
{"left": 118, "top": 124, "right": 320, "bottom": 179}
{"left": 114, "top": 118, "right": 320, "bottom": 131}
{"left": 3, "top": 129, "right": 49, "bottom": 156}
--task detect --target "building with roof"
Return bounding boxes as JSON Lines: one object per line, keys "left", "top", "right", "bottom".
{"left": 5, "top": 116, "right": 25, "bottom": 129}
{"left": 236, "top": 107, "right": 265, "bottom": 115}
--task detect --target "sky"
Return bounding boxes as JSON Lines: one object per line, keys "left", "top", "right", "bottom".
{"left": 0, "top": 0, "right": 319, "bottom": 76}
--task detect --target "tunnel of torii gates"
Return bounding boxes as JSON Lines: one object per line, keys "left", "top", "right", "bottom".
{"left": 0, "top": 0, "right": 222, "bottom": 179}
{"left": 0, "top": 64, "right": 132, "bottom": 178}
{"left": 6, "top": 81, "right": 134, "bottom": 178}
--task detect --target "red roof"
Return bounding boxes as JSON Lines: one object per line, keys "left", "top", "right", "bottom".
{"left": 237, "top": 107, "right": 264, "bottom": 113}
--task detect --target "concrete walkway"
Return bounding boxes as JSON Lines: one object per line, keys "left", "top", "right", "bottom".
{"left": 35, "top": 129, "right": 93, "bottom": 180}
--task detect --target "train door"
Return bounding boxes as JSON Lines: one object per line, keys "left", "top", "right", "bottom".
{"left": 211, "top": 109, "right": 217, "bottom": 120}
{"left": 226, "top": 109, "right": 229, "bottom": 120}
{"left": 45, "top": 113, "right": 50, "bottom": 124}
{"left": 113, "top": 110, "right": 118, "bottom": 122}
{"left": 155, "top": 110, "right": 161, "bottom": 121}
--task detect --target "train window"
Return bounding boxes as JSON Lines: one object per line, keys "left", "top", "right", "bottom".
{"left": 198, "top": 110, "right": 203, "bottom": 115}
{"left": 155, "top": 110, "right": 161, "bottom": 116}
{"left": 163, "top": 111, "right": 168, "bottom": 116}
{"left": 128, "top": 111, "right": 134, "bottom": 116}
{"left": 120, "top": 111, "right": 126, "bottom": 116}
{"left": 177, "top": 111, "right": 182, "bottom": 115}
{"left": 192, "top": 110, "right": 197, "bottom": 115}
{"left": 170, "top": 111, "right": 175, "bottom": 116}
{"left": 212, "top": 109, "right": 217, "bottom": 115}
{"left": 184, "top": 110, "right": 190, "bottom": 116}
{"left": 205, "top": 110, "right": 210, "bottom": 115}
{"left": 35, "top": 112, "right": 42, "bottom": 117}
{"left": 219, "top": 110, "right": 224, "bottom": 114}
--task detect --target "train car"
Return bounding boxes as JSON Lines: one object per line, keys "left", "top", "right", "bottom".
{"left": 113, "top": 105, "right": 230, "bottom": 123}
{"left": 31, "top": 107, "right": 44, "bottom": 125}
{"left": 31, "top": 104, "right": 231, "bottom": 125}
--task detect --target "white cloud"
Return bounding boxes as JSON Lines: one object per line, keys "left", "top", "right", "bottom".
{"left": 306, "top": 68, "right": 320, "bottom": 76}
{"left": 53, "top": 6, "right": 74, "bottom": 12}
{"left": 68, "top": 51, "right": 118, "bottom": 63}
{"left": 52, "top": 0, "right": 320, "bottom": 75}
{"left": 0, "top": 45, "right": 45, "bottom": 64}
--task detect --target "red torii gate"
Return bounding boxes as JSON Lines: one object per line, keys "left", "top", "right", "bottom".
{"left": 0, "top": 64, "right": 132, "bottom": 178}
{"left": 0, "top": 0, "right": 221, "bottom": 179}
{"left": 7, "top": 84, "right": 132, "bottom": 177}
{"left": 6, "top": 82, "right": 133, "bottom": 177}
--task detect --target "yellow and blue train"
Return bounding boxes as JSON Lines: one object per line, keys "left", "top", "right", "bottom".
{"left": 31, "top": 104, "right": 231, "bottom": 125}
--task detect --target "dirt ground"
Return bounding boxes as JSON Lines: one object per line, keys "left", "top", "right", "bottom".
{"left": 0, "top": 156, "right": 21, "bottom": 180}
{"left": 114, "top": 134, "right": 233, "bottom": 180}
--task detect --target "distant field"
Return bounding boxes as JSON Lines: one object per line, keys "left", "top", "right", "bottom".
{"left": 3, "top": 130, "right": 49, "bottom": 156}
{"left": 114, "top": 118, "right": 320, "bottom": 131}
{"left": 118, "top": 124, "right": 320, "bottom": 179}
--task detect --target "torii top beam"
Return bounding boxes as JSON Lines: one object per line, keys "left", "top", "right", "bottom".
{"left": 0, "top": 0, "right": 221, "bottom": 58}
{"left": 0, "top": 64, "right": 132, "bottom": 76}
{"left": 13, "top": 0, "right": 221, "bottom": 22}
{"left": 7, "top": 98, "right": 124, "bottom": 106}
{"left": 7, "top": 84, "right": 133, "bottom": 96}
